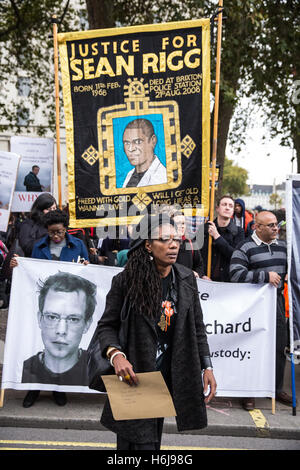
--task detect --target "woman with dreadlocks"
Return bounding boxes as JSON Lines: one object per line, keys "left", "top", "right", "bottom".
{"left": 97, "top": 213, "right": 216, "bottom": 450}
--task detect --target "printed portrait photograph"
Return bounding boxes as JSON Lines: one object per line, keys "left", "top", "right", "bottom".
{"left": 2, "top": 259, "right": 121, "bottom": 393}
{"left": 113, "top": 114, "right": 167, "bottom": 189}
{"left": 15, "top": 162, "right": 52, "bottom": 193}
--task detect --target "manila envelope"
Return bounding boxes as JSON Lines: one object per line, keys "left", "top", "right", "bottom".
{"left": 101, "top": 371, "right": 177, "bottom": 421}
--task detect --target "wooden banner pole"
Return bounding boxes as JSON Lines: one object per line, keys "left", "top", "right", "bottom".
{"left": 207, "top": 0, "right": 223, "bottom": 278}
{"left": 52, "top": 15, "right": 62, "bottom": 209}
{"left": 0, "top": 388, "right": 4, "bottom": 408}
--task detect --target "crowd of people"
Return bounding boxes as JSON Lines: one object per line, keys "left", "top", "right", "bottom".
{"left": 0, "top": 193, "right": 293, "bottom": 447}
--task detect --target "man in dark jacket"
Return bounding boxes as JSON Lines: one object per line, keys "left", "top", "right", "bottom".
{"left": 201, "top": 195, "right": 245, "bottom": 281}
{"left": 23, "top": 165, "right": 44, "bottom": 192}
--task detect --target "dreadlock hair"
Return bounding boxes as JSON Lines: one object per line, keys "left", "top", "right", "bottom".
{"left": 122, "top": 244, "right": 162, "bottom": 318}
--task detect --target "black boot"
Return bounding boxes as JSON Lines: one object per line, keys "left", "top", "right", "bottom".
{"left": 23, "top": 390, "right": 40, "bottom": 408}
{"left": 52, "top": 391, "right": 67, "bottom": 406}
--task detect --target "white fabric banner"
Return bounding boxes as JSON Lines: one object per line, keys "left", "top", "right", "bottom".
{"left": 10, "top": 136, "right": 54, "bottom": 212}
{"left": 2, "top": 258, "right": 121, "bottom": 393}
{"left": 197, "top": 278, "right": 276, "bottom": 398}
{"left": 2, "top": 259, "right": 276, "bottom": 397}
{"left": 0, "top": 151, "right": 20, "bottom": 232}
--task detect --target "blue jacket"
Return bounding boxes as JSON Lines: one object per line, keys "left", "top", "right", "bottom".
{"left": 31, "top": 232, "right": 89, "bottom": 262}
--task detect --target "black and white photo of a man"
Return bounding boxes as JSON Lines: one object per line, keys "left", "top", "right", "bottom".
{"left": 122, "top": 118, "right": 167, "bottom": 188}
{"left": 22, "top": 271, "right": 97, "bottom": 386}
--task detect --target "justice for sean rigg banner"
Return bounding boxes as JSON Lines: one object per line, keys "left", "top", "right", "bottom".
{"left": 58, "top": 19, "right": 210, "bottom": 228}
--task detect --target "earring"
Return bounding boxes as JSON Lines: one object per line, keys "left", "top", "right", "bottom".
{"left": 149, "top": 252, "right": 153, "bottom": 261}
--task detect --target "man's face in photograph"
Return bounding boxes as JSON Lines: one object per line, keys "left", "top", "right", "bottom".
{"left": 38, "top": 288, "right": 92, "bottom": 363}
{"left": 123, "top": 127, "right": 156, "bottom": 171}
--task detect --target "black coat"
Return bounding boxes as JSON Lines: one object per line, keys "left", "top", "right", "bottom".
{"left": 98, "top": 263, "right": 210, "bottom": 444}
{"left": 176, "top": 238, "right": 205, "bottom": 277}
{"left": 18, "top": 218, "right": 48, "bottom": 257}
{"left": 201, "top": 219, "right": 245, "bottom": 282}
{"left": 23, "top": 172, "right": 42, "bottom": 191}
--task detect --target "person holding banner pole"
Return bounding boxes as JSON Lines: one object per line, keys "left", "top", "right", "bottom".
{"left": 201, "top": 195, "right": 244, "bottom": 282}
{"left": 97, "top": 213, "right": 216, "bottom": 450}
{"left": 230, "top": 210, "right": 294, "bottom": 411}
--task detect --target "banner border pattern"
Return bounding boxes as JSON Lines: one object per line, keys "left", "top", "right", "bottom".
{"left": 58, "top": 19, "right": 211, "bottom": 228}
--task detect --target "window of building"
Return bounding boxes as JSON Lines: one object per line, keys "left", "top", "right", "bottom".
{"left": 17, "top": 77, "right": 31, "bottom": 97}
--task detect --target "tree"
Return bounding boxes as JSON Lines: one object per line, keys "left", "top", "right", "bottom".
{"left": 269, "top": 193, "right": 282, "bottom": 210}
{"left": 86, "top": 0, "right": 114, "bottom": 29}
{"left": 249, "top": 1, "right": 300, "bottom": 173}
{"left": 221, "top": 158, "right": 250, "bottom": 198}
{"left": 1, "top": 0, "right": 298, "bottom": 193}
{"left": 85, "top": 0, "right": 265, "bottom": 200}
{"left": 0, "top": 0, "right": 83, "bottom": 135}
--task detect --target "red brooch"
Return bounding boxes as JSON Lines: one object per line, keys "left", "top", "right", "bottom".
{"left": 158, "top": 300, "right": 174, "bottom": 331}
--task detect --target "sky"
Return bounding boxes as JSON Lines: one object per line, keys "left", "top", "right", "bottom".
{"left": 225, "top": 99, "right": 296, "bottom": 187}
{"left": 227, "top": 127, "right": 295, "bottom": 187}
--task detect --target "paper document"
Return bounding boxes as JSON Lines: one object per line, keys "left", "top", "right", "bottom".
{"left": 102, "top": 371, "right": 177, "bottom": 421}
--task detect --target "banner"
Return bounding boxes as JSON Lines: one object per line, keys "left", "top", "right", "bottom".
{"left": 2, "top": 259, "right": 276, "bottom": 397}
{"left": 197, "top": 279, "right": 276, "bottom": 397}
{"left": 2, "top": 258, "right": 121, "bottom": 393}
{"left": 286, "top": 175, "right": 300, "bottom": 360}
{"left": 0, "top": 151, "right": 20, "bottom": 232}
{"left": 11, "top": 136, "right": 54, "bottom": 212}
{"left": 58, "top": 19, "right": 210, "bottom": 228}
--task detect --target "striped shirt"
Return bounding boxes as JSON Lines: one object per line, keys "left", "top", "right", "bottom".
{"left": 229, "top": 231, "right": 287, "bottom": 289}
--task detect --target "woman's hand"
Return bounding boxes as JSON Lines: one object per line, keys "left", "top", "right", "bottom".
{"left": 203, "top": 369, "right": 217, "bottom": 404}
{"left": 10, "top": 254, "right": 19, "bottom": 269}
{"left": 112, "top": 354, "right": 139, "bottom": 386}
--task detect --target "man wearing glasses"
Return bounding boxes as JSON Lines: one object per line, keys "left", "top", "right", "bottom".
{"left": 22, "top": 271, "right": 96, "bottom": 386}
{"left": 229, "top": 211, "right": 292, "bottom": 410}
{"left": 11, "top": 209, "right": 90, "bottom": 406}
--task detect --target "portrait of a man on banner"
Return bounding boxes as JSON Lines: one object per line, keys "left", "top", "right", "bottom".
{"left": 21, "top": 271, "right": 96, "bottom": 386}
{"left": 1, "top": 258, "right": 121, "bottom": 393}
{"left": 114, "top": 116, "right": 167, "bottom": 188}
